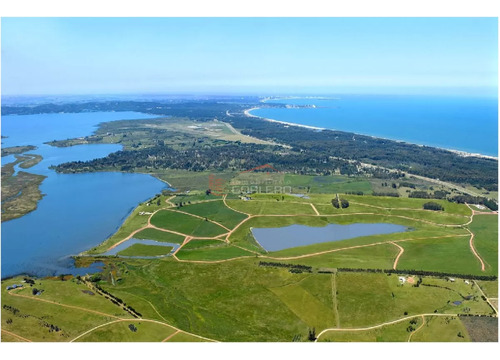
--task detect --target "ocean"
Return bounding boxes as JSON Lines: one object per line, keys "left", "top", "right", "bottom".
{"left": 250, "top": 95, "right": 498, "bottom": 157}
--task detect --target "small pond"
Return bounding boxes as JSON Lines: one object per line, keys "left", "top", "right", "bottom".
{"left": 251, "top": 223, "right": 408, "bottom": 252}
{"left": 101, "top": 238, "right": 180, "bottom": 258}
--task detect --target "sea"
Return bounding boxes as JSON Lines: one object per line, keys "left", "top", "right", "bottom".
{"left": 1, "top": 112, "right": 168, "bottom": 278}
{"left": 251, "top": 95, "right": 498, "bottom": 157}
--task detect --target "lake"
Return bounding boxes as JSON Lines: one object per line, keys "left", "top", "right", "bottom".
{"left": 251, "top": 223, "right": 408, "bottom": 252}
{"left": 251, "top": 95, "right": 498, "bottom": 156}
{"left": 1, "top": 112, "right": 168, "bottom": 278}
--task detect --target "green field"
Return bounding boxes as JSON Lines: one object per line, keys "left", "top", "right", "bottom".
{"left": 469, "top": 215, "right": 498, "bottom": 274}
{"left": 179, "top": 199, "right": 248, "bottom": 228}
{"left": 3, "top": 192, "right": 497, "bottom": 342}
{"left": 283, "top": 174, "right": 373, "bottom": 194}
{"left": 116, "top": 244, "right": 173, "bottom": 257}
{"left": 134, "top": 228, "right": 185, "bottom": 244}
{"left": 396, "top": 236, "right": 482, "bottom": 275}
{"left": 150, "top": 210, "right": 228, "bottom": 237}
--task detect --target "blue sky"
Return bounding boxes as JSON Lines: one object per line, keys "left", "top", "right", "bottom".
{"left": 1, "top": 17, "right": 498, "bottom": 96}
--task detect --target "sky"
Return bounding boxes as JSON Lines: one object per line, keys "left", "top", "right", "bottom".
{"left": 1, "top": 17, "right": 498, "bottom": 96}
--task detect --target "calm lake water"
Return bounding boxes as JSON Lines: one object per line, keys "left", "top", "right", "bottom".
{"left": 252, "top": 223, "right": 408, "bottom": 252}
{"left": 1, "top": 112, "right": 168, "bottom": 278}
{"left": 101, "top": 238, "right": 180, "bottom": 258}
{"left": 252, "top": 95, "right": 498, "bottom": 156}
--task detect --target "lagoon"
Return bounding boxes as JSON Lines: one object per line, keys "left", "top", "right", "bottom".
{"left": 251, "top": 223, "right": 408, "bottom": 252}
{"left": 1, "top": 112, "right": 167, "bottom": 278}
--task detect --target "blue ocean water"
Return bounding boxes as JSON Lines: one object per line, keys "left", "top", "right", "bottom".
{"left": 252, "top": 95, "right": 498, "bottom": 156}
{"left": 1, "top": 112, "right": 168, "bottom": 278}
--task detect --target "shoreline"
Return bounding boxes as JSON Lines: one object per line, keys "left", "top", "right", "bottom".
{"left": 244, "top": 107, "right": 498, "bottom": 161}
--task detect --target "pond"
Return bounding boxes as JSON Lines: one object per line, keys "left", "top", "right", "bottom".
{"left": 101, "top": 238, "right": 180, "bottom": 258}
{"left": 251, "top": 223, "right": 408, "bottom": 252}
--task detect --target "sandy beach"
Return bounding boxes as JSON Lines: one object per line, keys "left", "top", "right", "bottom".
{"left": 244, "top": 107, "right": 498, "bottom": 161}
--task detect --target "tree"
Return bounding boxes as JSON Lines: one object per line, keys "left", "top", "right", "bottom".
{"left": 423, "top": 202, "right": 444, "bottom": 211}
{"left": 308, "top": 328, "right": 316, "bottom": 341}
{"left": 332, "top": 197, "right": 349, "bottom": 209}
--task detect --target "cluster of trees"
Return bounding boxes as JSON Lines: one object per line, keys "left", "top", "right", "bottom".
{"left": 229, "top": 115, "right": 498, "bottom": 191}
{"left": 448, "top": 195, "right": 498, "bottom": 211}
{"left": 335, "top": 268, "right": 497, "bottom": 281}
{"left": 423, "top": 202, "right": 444, "bottom": 211}
{"left": 1, "top": 98, "right": 261, "bottom": 120}
{"left": 84, "top": 278, "right": 142, "bottom": 318}
{"left": 372, "top": 192, "right": 400, "bottom": 197}
{"left": 53, "top": 143, "right": 362, "bottom": 177}
{"left": 258, "top": 261, "right": 312, "bottom": 272}
{"left": 332, "top": 197, "right": 349, "bottom": 208}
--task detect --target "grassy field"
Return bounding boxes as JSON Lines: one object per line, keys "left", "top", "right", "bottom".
{"left": 410, "top": 316, "right": 470, "bottom": 342}
{"left": 179, "top": 199, "right": 248, "bottom": 228}
{"left": 176, "top": 244, "right": 254, "bottom": 261}
{"left": 74, "top": 320, "right": 177, "bottom": 342}
{"left": 469, "top": 215, "right": 498, "bottom": 274}
{"left": 134, "top": 228, "right": 185, "bottom": 244}
{"left": 150, "top": 210, "right": 228, "bottom": 237}
{"left": 283, "top": 174, "right": 373, "bottom": 194}
{"left": 5, "top": 192, "right": 495, "bottom": 342}
{"left": 396, "top": 236, "right": 482, "bottom": 275}
{"left": 2, "top": 258, "right": 496, "bottom": 342}
{"left": 116, "top": 244, "right": 173, "bottom": 257}
{"left": 226, "top": 199, "right": 316, "bottom": 215}
{"left": 1, "top": 276, "right": 132, "bottom": 342}
{"left": 318, "top": 316, "right": 423, "bottom": 342}
{"left": 335, "top": 272, "right": 492, "bottom": 328}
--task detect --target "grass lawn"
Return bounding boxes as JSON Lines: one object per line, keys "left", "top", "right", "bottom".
{"left": 344, "top": 194, "right": 472, "bottom": 216}
{"left": 176, "top": 245, "right": 254, "bottom": 261}
{"left": 182, "top": 239, "right": 226, "bottom": 250}
{"left": 1, "top": 277, "right": 124, "bottom": 342}
{"left": 134, "top": 228, "right": 185, "bottom": 244}
{"left": 117, "top": 244, "right": 173, "bottom": 257}
{"left": 335, "top": 272, "right": 491, "bottom": 328}
{"left": 476, "top": 280, "right": 498, "bottom": 298}
{"left": 410, "top": 316, "right": 470, "bottom": 342}
{"left": 75, "top": 320, "right": 177, "bottom": 342}
{"left": 283, "top": 174, "right": 373, "bottom": 194}
{"left": 287, "top": 243, "right": 399, "bottom": 270}
{"left": 167, "top": 331, "right": 210, "bottom": 342}
{"left": 468, "top": 215, "right": 498, "bottom": 275}
{"left": 318, "top": 316, "right": 422, "bottom": 342}
{"left": 180, "top": 200, "right": 248, "bottom": 228}
{"left": 396, "top": 236, "right": 483, "bottom": 275}
{"left": 226, "top": 199, "right": 316, "bottom": 215}
{"left": 150, "top": 210, "right": 227, "bottom": 237}
{"left": 270, "top": 280, "right": 336, "bottom": 330}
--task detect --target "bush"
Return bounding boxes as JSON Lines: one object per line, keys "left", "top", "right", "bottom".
{"left": 332, "top": 197, "right": 349, "bottom": 208}
{"left": 423, "top": 202, "right": 444, "bottom": 211}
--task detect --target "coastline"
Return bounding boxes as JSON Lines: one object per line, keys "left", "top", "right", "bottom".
{"left": 244, "top": 107, "right": 498, "bottom": 161}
